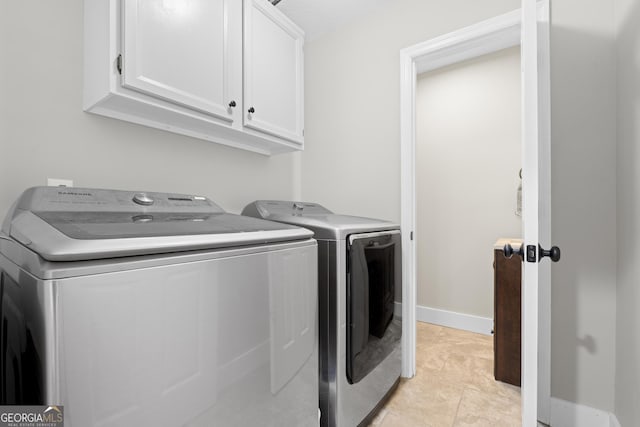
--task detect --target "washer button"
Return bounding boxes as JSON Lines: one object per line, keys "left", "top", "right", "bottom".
{"left": 132, "top": 193, "right": 154, "bottom": 206}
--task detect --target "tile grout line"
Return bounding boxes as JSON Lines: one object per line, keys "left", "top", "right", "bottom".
{"left": 447, "top": 342, "right": 466, "bottom": 427}
{"left": 452, "top": 387, "right": 468, "bottom": 427}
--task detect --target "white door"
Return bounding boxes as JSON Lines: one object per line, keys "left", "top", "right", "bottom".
{"left": 121, "top": 0, "right": 242, "bottom": 122}
{"left": 521, "top": 0, "right": 553, "bottom": 425}
{"left": 243, "top": 0, "right": 304, "bottom": 144}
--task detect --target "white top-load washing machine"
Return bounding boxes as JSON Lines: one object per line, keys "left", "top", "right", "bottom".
{"left": 0, "top": 187, "right": 318, "bottom": 427}
{"left": 242, "top": 201, "right": 402, "bottom": 427}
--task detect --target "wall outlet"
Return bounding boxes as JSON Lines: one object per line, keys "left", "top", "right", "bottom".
{"left": 47, "top": 178, "right": 74, "bottom": 187}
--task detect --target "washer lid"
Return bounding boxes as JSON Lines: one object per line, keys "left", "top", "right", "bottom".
{"left": 2, "top": 187, "right": 312, "bottom": 261}
{"left": 242, "top": 200, "right": 399, "bottom": 240}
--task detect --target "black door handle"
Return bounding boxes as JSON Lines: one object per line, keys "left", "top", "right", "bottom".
{"left": 504, "top": 243, "right": 561, "bottom": 263}
{"left": 539, "top": 245, "right": 561, "bottom": 262}
{"left": 503, "top": 243, "right": 523, "bottom": 260}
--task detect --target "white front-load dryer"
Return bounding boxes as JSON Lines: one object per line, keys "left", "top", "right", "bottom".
{"left": 243, "top": 200, "right": 402, "bottom": 427}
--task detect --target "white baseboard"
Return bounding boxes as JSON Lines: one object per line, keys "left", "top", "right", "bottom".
{"left": 550, "top": 397, "right": 618, "bottom": 427}
{"left": 415, "top": 305, "right": 493, "bottom": 336}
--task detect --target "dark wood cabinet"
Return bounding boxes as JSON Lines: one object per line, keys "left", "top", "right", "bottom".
{"left": 493, "top": 238, "right": 522, "bottom": 387}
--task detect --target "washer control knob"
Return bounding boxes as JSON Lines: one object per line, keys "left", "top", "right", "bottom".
{"left": 132, "top": 193, "right": 154, "bottom": 206}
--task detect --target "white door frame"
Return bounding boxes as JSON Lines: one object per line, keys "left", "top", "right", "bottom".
{"left": 399, "top": 3, "right": 551, "bottom": 424}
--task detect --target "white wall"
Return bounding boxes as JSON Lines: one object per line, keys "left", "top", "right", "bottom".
{"left": 614, "top": 0, "right": 640, "bottom": 424}
{"left": 0, "top": 0, "right": 301, "bottom": 218}
{"left": 415, "top": 47, "right": 522, "bottom": 318}
{"left": 302, "top": 0, "right": 521, "bottom": 222}
{"left": 303, "top": 0, "right": 618, "bottom": 414}
{"left": 550, "top": 0, "right": 617, "bottom": 412}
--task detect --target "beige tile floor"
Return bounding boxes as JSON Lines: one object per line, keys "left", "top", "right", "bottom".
{"left": 369, "top": 322, "right": 521, "bottom": 427}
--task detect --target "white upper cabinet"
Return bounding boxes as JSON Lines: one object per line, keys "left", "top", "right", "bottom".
{"left": 121, "top": 0, "right": 241, "bottom": 122}
{"left": 244, "top": 0, "right": 304, "bottom": 144}
{"left": 84, "top": 0, "right": 304, "bottom": 155}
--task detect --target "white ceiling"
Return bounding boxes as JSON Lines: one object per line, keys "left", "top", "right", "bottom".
{"left": 277, "top": 0, "right": 391, "bottom": 41}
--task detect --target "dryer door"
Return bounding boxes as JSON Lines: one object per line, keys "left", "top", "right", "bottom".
{"left": 346, "top": 230, "right": 402, "bottom": 384}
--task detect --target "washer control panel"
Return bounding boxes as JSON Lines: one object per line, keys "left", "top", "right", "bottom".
{"left": 20, "top": 187, "right": 223, "bottom": 213}
{"left": 132, "top": 193, "right": 154, "bottom": 206}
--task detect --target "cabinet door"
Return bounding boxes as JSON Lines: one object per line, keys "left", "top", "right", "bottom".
{"left": 121, "top": 0, "right": 242, "bottom": 123}
{"left": 244, "top": 0, "right": 304, "bottom": 144}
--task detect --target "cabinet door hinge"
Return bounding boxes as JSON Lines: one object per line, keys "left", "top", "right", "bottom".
{"left": 116, "top": 54, "right": 123, "bottom": 75}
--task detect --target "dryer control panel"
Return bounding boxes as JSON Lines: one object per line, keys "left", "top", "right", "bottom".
{"left": 246, "top": 200, "right": 333, "bottom": 219}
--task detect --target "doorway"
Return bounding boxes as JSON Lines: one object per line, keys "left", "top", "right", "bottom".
{"left": 399, "top": 3, "right": 551, "bottom": 426}
{"left": 415, "top": 46, "right": 522, "bottom": 333}
{"left": 416, "top": 45, "right": 522, "bottom": 424}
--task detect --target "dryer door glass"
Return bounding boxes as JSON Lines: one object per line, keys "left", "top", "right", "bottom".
{"left": 346, "top": 231, "right": 402, "bottom": 384}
